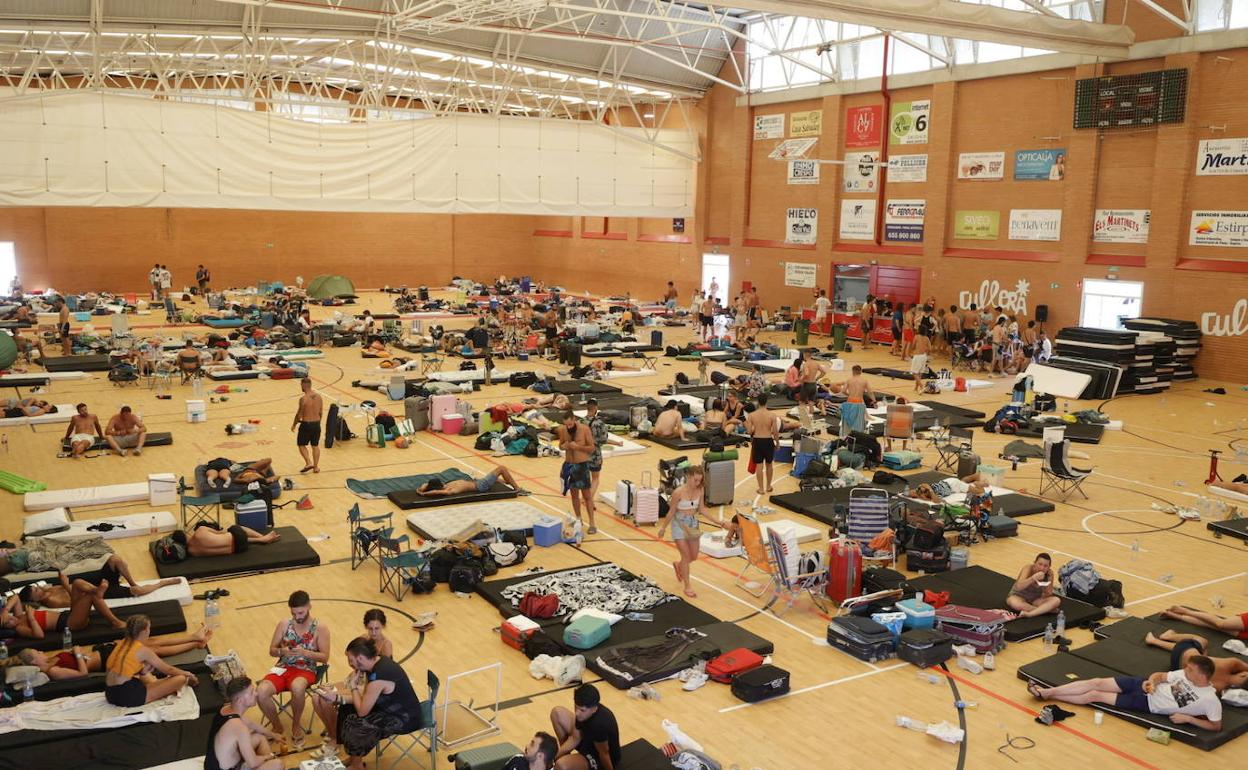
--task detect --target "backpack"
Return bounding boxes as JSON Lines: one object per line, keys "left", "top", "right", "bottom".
{"left": 459, "top": 361, "right": 477, "bottom": 371}
{"left": 449, "top": 562, "right": 483, "bottom": 593}
{"left": 509, "top": 372, "right": 537, "bottom": 388}
{"left": 519, "top": 591, "right": 560, "bottom": 618}
{"left": 909, "top": 520, "right": 946, "bottom": 551}
{"left": 523, "top": 630, "right": 565, "bottom": 660}
{"left": 375, "top": 413, "right": 397, "bottom": 432}
{"left": 153, "top": 535, "right": 187, "bottom": 564}
{"left": 336, "top": 417, "right": 355, "bottom": 441}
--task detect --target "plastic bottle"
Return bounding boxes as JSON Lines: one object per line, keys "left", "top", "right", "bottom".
{"left": 1055, "top": 610, "right": 1066, "bottom": 639}
{"left": 1, "top": 434, "right": 8, "bottom": 452}
{"left": 916, "top": 672, "right": 940, "bottom": 684}
{"left": 22, "top": 676, "right": 33, "bottom": 702}
{"left": 0, "top": 640, "right": 8, "bottom": 667}
{"left": 1043, "top": 623, "right": 1055, "bottom": 653}
{"left": 1130, "top": 539, "right": 1141, "bottom": 561}
{"left": 149, "top": 516, "right": 157, "bottom": 535}
{"left": 62, "top": 626, "right": 72, "bottom": 651}
{"left": 955, "top": 700, "right": 978, "bottom": 710}
{"left": 896, "top": 715, "right": 928, "bottom": 731}
{"left": 205, "top": 596, "right": 220, "bottom": 630}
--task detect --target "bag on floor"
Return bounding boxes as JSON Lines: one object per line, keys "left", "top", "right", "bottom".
{"left": 935, "top": 604, "right": 1007, "bottom": 654}
{"left": 488, "top": 541, "right": 527, "bottom": 567}
{"left": 731, "top": 664, "right": 791, "bottom": 703}
{"left": 501, "top": 615, "right": 540, "bottom": 651}
{"left": 633, "top": 472, "right": 660, "bottom": 525}
{"left": 898, "top": 628, "right": 954, "bottom": 669}
{"left": 335, "top": 416, "right": 355, "bottom": 442}
{"left": 704, "top": 459, "right": 735, "bottom": 506}
{"left": 862, "top": 567, "right": 913, "bottom": 597}
{"left": 827, "top": 616, "right": 895, "bottom": 663}
{"left": 366, "top": 423, "right": 387, "bottom": 448}
{"left": 906, "top": 543, "right": 950, "bottom": 573}
{"left": 908, "top": 520, "right": 945, "bottom": 551}
{"left": 706, "top": 648, "right": 764, "bottom": 684}
{"left": 454, "top": 742, "right": 524, "bottom": 770}
{"left": 956, "top": 449, "right": 981, "bottom": 480}
{"left": 519, "top": 591, "right": 560, "bottom": 619}
{"left": 449, "top": 562, "right": 483, "bottom": 593}
{"left": 563, "top": 615, "right": 612, "bottom": 650}
{"left": 826, "top": 538, "right": 862, "bottom": 603}
{"left": 522, "top": 630, "right": 564, "bottom": 660}
{"left": 152, "top": 535, "right": 187, "bottom": 563}
{"left": 1066, "top": 578, "right": 1124, "bottom": 609}
{"left": 614, "top": 480, "right": 635, "bottom": 516}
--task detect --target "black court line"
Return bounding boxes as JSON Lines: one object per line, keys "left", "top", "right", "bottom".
{"left": 238, "top": 597, "right": 426, "bottom": 665}
{"left": 941, "top": 663, "right": 969, "bottom": 770}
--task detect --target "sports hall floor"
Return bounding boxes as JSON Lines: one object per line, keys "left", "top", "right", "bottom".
{"left": 4, "top": 288, "right": 1247, "bottom": 769}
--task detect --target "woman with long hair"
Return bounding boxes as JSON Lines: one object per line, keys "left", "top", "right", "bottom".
{"left": 657, "top": 466, "right": 708, "bottom": 599}
{"left": 103, "top": 614, "right": 199, "bottom": 706}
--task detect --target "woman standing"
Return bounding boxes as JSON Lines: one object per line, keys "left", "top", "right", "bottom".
{"left": 657, "top": 466, "right": 708, "bottom": 599}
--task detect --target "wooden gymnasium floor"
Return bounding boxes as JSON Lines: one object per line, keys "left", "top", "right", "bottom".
{"left": 4, "top": 289, "right": 1247, "bottom": 770}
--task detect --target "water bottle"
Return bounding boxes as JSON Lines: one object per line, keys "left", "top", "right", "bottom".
{"left": 955, "top": 700, "right": 978, "bottom": 710}
{"left": 22, "top": 676, "right": 33, "bottom": 702}
{"left": 1130, "top": 539, "right": 1140, "bottom": 561}
{"left": 0, "top": 640, "right": 8, "bottom": 667}
{"left": 149, "top": 515, "right": 157, "bottom": 535}
{"left": 1043, "top": 623, "right": 1055, "bottom": 653}
{"left": 205, "top": 597, "right": 220, "bottom": 630}
{"left": 62, "top": 626, "right": 72, "bottom": 651}
{"left": 1, "top": 434, "right": 7, "bottom": 452}
{"left": 916, "top": 672, "right": 940, "bottom": 684}
{"left": 1055, "top": 610, "right": 1066, "bottom": 639}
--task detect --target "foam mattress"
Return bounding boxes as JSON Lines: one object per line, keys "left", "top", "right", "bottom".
{"left": 106, "top": 576, "right": 194, "bottom": 608}
{"left": 151, "top": 526, "right": 320, "bottom": 580}
{"left": 25, "top": 509, "right": 178, "bottom": 540}
{"left": 406, "top": 500, "right": 547, "bottom": 540}
{"left": 24, "top": 481, "right": 152, "bottom": 511}
{"left": 0, "top": 403, "right": 75, "bottom": 427}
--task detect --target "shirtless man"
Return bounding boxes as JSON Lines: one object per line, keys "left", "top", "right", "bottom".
{"left": 797, "top": 349, "right": 827, "bottom": 427}
{"left": 63, "top": 402, "right": 104, "bottom": 458}
{"left": 417, "top": 465, "right": 524, "bottom": 497}
{"left": 292, "top": 379, "right": 323, "bottom": 473}
{"left": 663, "top": 281, "right": 678, "bottom": 312}
{"left": 105, "top": 405, "right": 147, "bottom": 456}
{"left": 652, "top": 401, "right": 687, "bottom": 440}
{"left": 173, "top": 523, "right": 281, "bottom": 557}
{"left": 208, "top": 677, "right": 284, "bottom": 770}
{"left": 699, "top": 293, "right": 715, "bottom": 341}
{"left": 557, "top": 412, "right": 598, "bottom": 533}
{"left": 835, "top": 365, "right": 873, "bottom": 437}
{"left": 745, "top": 394, "right": 779, "bottom": 494}
{"left": 1144, "top": 631, "right": 1248, "bottom": 692}
{"left": 176, "top": 341, "right": 202, "bottom": 376}
{"left": 58, "top": 298, "right": 71, "bottom": 355}
{"left": 960, "top": 304, "right": 979, "bottom": 347}
{"left": 911, "top": 331, "right": 931, "bottom": 393}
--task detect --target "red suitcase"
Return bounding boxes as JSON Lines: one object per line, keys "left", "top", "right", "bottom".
{"left": 826, "top": 538, "right": 863, "bottom": 603}
{"left": 706, "top": 647, "right": 764, "bottom": 683}
{"left": 501, "top": 615, "right": 541, "bottom": 651}
{"left": 934, "top": 604, "right": 1007, "bottom": 654}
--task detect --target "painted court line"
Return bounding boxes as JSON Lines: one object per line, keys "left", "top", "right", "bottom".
{"left": 1013, "top": 536, "right": 1174, "bottom": 588}
{"left": 717, "top": 662, "right": 908, "bottom": 713}
{"left": 1127, "top": 570, "right": 1248, "bottom": 607}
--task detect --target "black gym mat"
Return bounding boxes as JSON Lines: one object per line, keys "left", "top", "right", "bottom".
{"left": 152, "top": 526, "right": 321, "bottom": 580}
{"left": 1071, "top": 635, "right": 1172, "bottom": 673}
{"left": 862, "top": 366, "right": 935, "bottom": 380}
{"left": 907, "top": 565, "right": 1105, "bottom": 642}
{"left": 1096, "top": 613, "right": 1247, "bottom": 658}
{"left": 583, "top": 348, "right": 622, "bottom": 357}
{"left": 1015, "top": 420, "right": 1105, "bottom": 444}
{"left": 0, "top": 676, "right": 224, "bottom": 766}
{"left": 916, "top": 401, "right": 987, "bottom": 419}
{"left": 591, "top": 621, "right": 775, "bottom": 690}
{"left": 29, "top": 648, "right": 210, "bottom": 702}
{"left": 549, "top": 379, "right": 623, "bottom": 395}
{"left": 6, "top": 600, "right": 187, "bottom": 654}
{"left": 618, "top": 739, "right": 671, "bottom": 770}
{"left": 1208, "top": 516, "right": 1248, "bottom": 542}
{"left": 902, "top": 471, "right": 1056, "bottom": 517}
{"left": 2, "top": 376, "right": 50, "bottom": 389}
{"left": 60, "top": 431, "right": 173, "bottom": 452}
{"left": 864, "top": 410, "right": 981, "bottom": 436}
{"left": 43, "top": 354, "right": 113, "bottom": 372}
{"left": 644, "top": 432, "right": 749, "bottom": 450}
{"left": 388, "top": 482, "right": 519, "bottom": 510}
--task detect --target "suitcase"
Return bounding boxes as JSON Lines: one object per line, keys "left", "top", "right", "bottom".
{"left": 898, "top": 628, "right": 954, "bottom": 668}
{"left": 935, "top": 604, "right": 1007, "bottom": 653}
{"left": 704, "top": 459, "right": 735, "bottom": 506}
{"left": 956, "top": 449, "right": 981, "bottom": 480}
{"left": 862, "top": 567, "right": 913, "bottom": 597}
{"left": 405, "top": 397, "right": 430, "bottom": 432}
{"left": 453, "top": 742, "right": 523, "bottom": 770}
{"left": 615, "top": 480, "right": 635, "bottom": 516}
{"left": 730, "top": 664, "right": 791, "bottom": 703}
{"left": 906, "top": 543, "right": 950, "bottom": 573}
{"left": 908, "top": 519, "right": 946, "bottom": 551}
{"left": 826, "top": 538, "right": 863, "bottom": 603}
{"left": 563, "top": 615, "right": 612, "bottom": 650}
{"left": 429, "top": 394, "right": 458, "bottom": 431}
{"left": 897, "top": 598, "right": 935, "bottom": 629}
{"left": 827, "top": 616, "right": 895, "bottom": 662}
{"left": 706, "top": 647, "right": 764, "bottom": 683}
{"left": 650, "top": 329, "right": 663, "bottom": 346}
{"left": 986, "top": 514, "right": 1017, "bottom": 538}
{"left": 633, "top": 472, "right": 660, "bottom": 525}
{"left": 501, "top": 615, "right": 540, "bottom": 651}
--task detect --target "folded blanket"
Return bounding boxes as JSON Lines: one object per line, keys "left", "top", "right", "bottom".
{"left": 21, "top": 535, "right": 113, "bottom": 574}
{"left": 0, "top": 684, "right": 199, "bottom": 734}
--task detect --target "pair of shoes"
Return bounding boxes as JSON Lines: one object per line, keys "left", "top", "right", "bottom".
{"left": 681, "top": 670, "right": 709, "bottom": 692}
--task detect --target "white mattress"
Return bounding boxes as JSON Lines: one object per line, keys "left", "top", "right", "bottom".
{"left": 1023, "top": 364, "right": 1093, "bottom": 400}
{"left": 700, "top": 530, "right": 744, "bottom": 558}
{"left": 106, "top": 577, "right": 193, "bottom": 608}
{"left": 761, "top": 518, "right": 820, "bottom": 544}
{"left": 1210, "top": 485, "right": 1248, "bottom": 504}
{"left": 42, "top": 510, "right": 177, "bottom": 540}
{"left": 428, "top": 369, "right": 514, "bottom": 383}
{"left": 749, "top": 358, "right": 798, "bottom": 372}
{"left": 0, "top": 403, "right": 74, "bottom": 426}
{"left": 24, "top": 481, "right": 151, "bottom": 511}
{"left": 405, "top": 500, "right": 547, "bottom": 541}
{"left": 548, "top": 435, "right": 648, "bottom": 459}
{"left": 615, "top": 341, "right": 659, "bottom": 351}
{"left": 598, "top": 369, "right": 653, "bottom": 380}
{"left": 698, "top": 350, "right": 739, "bottom": 361}
{"left": 0, "top": 371, "right": 89, "bottom": 381}
{"left": 866, "top": 403, "right": 932, "bottom": 418}
{"left": 669, "top": 394, "right": 707, "bottom": 415}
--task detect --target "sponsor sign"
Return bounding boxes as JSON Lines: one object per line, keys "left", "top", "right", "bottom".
{"left": 957, "top": 152, "right": 1005, "bottom": 180}
{"left": 1202, "top": 298, "right": 1248, "bottom": 336}
{"left": 842, "top": 152, "right": 880, "bottom": 192}
{"left": 1196, "top": 138, "right": 1248, "bottom": 175}
{"left": 790, "top": 110, "right": 822, "bottom": 137}
{"left": 845, "top": 105, "right": 883, "bottom": 147}
{"left": 839, "top": 199, "right": 877, "bottom": 240}
{"left": 889, "top": 100, "right": 930, "bottom": 145}
{"left": 784, "top": 262, "right": 818, "bottom": 288}
{"left": 953, "top": 210, "right": 1000, "bottom": 240}
{"left": 1008, "top": 209, "right": 1062, "bottom": 241}
{"left": 1014, "top": 148, "right": 1067, "bottom": 180}
{"left": 959, "top": 279, "right": 1030, "bottom": 316}
{"left": 1092, "top": 209, "right": 1150, "bottom": 244}
{"left": 1189, "top": 210, "right": 1248, "bottom": 247}
{"left": 887, "top": 154, "right": 928, "bottom": 183}
{"left": 785, "top": 207, "right": 818, "bottom": 244}
{"left": 884, "top": 199, "right": 925, "bottom": 243}
{"left": 754, "top": 113, "right": 784, "bottom": 140}
{"left": 787, "top": 159, "right": 820, "bottom": 185}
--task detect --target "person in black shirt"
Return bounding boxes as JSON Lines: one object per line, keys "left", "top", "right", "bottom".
{"left": 206, "top": 676, "right": 283, "bottom": 770}
{"left": 502, "top": 732, "right": 559, "bottom": 770}
{"left": 549, "top": 683, "right": 620, "bottom": 770}
{"left": 312, "top": 636, "right": 422, "bottom": 770}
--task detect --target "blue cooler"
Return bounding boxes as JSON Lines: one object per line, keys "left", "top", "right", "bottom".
{"left": 898, "top": 598, "right": 935, "bottom": 630}
{"left": 774, "top": 442, "right": 794, "bottom": 464}
{"left": 233, "top": 497, "right": 271, "bottom": 530}
{"left": 533, "top": 516, "right": 563, "bottom": 547}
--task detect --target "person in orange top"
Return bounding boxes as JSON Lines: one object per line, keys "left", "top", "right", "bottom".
{"left": 105, "top": 614, "right": 200, "bottom": 707}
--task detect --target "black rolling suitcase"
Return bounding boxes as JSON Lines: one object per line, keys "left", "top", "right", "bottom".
{"left": 730, "top": 664, "right": 791, "bottom": 702}
{"left": 827, "top": 616, "right": 896, "bottom": 662}
{"left": 907, "top": 543, "right": 950, "bottom": 573}
{"left": 650, "top": 329, "right": 663, "bottom": 346}
{"left": 986, "top": 514, "right": 1018, "bottom": 538}
{"left": 862, "top": 567, "right": 914, "bottom": 596}
{"left": 898, "top": 628, "right": 954, "bottom": 668}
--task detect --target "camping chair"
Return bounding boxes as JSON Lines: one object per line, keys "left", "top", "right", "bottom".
{"left": 149, "top": 359, "right": 176, "bottom": 392}
{"left": 380, "top": 319, "right": 401, "bottom": 343}
{"left": 109, "top": 312, "right": 131, "bottom": 342}
{"left": 884, "top": 403, "right": 915, "bottom": 452}
{"left": 349, "top": 503, "right": 395, "bottom": 570}
{"left": 375, "top": 670, "right": 440, "bottom": 770}
{"left": 178, "top": 477, "right": 221, "bottom": 528}
{"left": 378, "top": 533, "right": 430, "bottom": 601}
{"left": 420, "top": 349, "right": 445, "bottom": 375}
{"left": 846, "top": 487, "right": 895, "bottom": 568}
{"left": 1040, "top": 430, "right": 1092, "bottom": 501}
{"left": 764, "top": 528, "right": 828, "bottom": 616}
{"left": 733, "top": 512, "right": 776, "bottom": 599}
{"left": 933, "top": 426, "right": 974, "bottom": 474}
{"left": 178, "top": 353, "right": 204, "bottom": 385}
{"left": 268, "top": 661, "right": 328, "bottom": 738}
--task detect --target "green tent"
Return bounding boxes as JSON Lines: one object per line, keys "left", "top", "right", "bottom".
{"left": 306, "top": 274, "right": 357, "bottom": 300}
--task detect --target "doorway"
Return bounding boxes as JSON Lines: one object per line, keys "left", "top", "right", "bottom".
{"left": 0, "top": 242, "right": 14, "bottom": 294}
{"left": 1079, "top": 279, "right": 1143, "bottom": 331}
{"left": 701, "top": 252, "right": 729, "bottom": 305}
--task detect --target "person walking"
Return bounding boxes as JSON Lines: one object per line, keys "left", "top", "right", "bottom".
{"left": 557, "top": 411, "right": 597, "bottom": 534}
{"left": 292, "top": 379, "right": 323, "bottom": 473}
{"left": 657, "top": 466, "right": 707, "bottom": 598}
{"left": 196, "top": 264, "right": 210, "bottom": 295}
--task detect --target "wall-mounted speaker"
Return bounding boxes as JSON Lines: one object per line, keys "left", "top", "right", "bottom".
{"left": 1036, "top": 304, "right": 1049, "bottom": 322}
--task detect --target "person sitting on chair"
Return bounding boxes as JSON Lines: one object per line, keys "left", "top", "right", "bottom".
{"left": 257, "top": 591, "right": 330, "bottom": 751}
{"left": 204, "top": 457, "right": 277, "bottom": 489}
{"left": 105, "top": 405, "right": 147, "bottom": 457}
{"left": 176, "top": 341, "right": 203, "bottom": 378}
{"left": 1028, "top": 655, "right": 1223, "bottom": 732}
{"left": 417, "top": 465, "right": 525, "bottom": 497}
{"left": 1005, "top": 552, "right": 1062, "bottom": 618}
{"left": 18, "top": 624, "right": 213, "bottom": 680}
{"left": 207, "top": 676, "right": 285, "bottom": 770}
{"left": 1144, "top": 630, "right": 1248, "bottom": 692}
{"left": 172, "top": 522, "right": 281, "bottom": 557}
{"left": 652, "top": 401, "right": 687, "bottom": 440}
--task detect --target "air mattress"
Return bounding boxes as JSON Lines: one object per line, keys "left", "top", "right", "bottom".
{"left": 406, "top": 500, "right": 545, "bottom": 540}
{"left": 388, "top": 481, "right": 518, "bottom": 510}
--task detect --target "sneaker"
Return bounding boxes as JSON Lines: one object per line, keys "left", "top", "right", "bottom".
{"left": 316, "top": 742, "right": 338, "bottom": 759}
{"left": 982, "top": 652, "right": 996, "bottom": 671}
{"left": 951, "top": 644, "right": 976, "bottom": 658}
{"left": 681, "top": 670, "right": 708, "bottom": 692}
{"left": 956, "top": 656, "right": 983, "bottom": 675}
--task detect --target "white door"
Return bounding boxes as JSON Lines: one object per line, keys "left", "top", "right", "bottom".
{"left": 1079, "top": 279, "right": 1143, "bottom": 331}
{"left": 701, "top": 253, "right": 729, "bottom": 305}
{"left": 0, "top": 242, "right": 14, "bottom": 294}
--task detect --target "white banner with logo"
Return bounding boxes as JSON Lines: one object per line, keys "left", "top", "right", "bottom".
{"left": 787, "top": 159, "right": 820, "bottom": 185}
{"left": 839, "top": 199, "right": 877, "bottom": 240}
{"left": 957, "top": 152, "right": 1005, "bottom": 180}
{"left": 887, "top": 154, "right": 928, "bottom": 183}
{"left": 1092, "top": 209, "right": 1150, "bottom": 244}
{"left": 1196, "top": 138, "right": 1248, "bottom": 176}
{"left": 785, "top": 207, "right": 818, "bottom": 244}
{"left": 842, "top": 152, "right": 880, "bottom": 193}
{"left": 784, "top": 262, "right": 818, "bottom": 288}
{"left": 1190, "top": 210, "right": 1248, "bottom": 247}
{"left": 754, "top": 114, "right": 785, "bottom": 140}
{"left": 884, "top": 199, "right": 925, "bottom": 243}
{"left": 1008, "top": 209, "right": 1062, "bottom": 241}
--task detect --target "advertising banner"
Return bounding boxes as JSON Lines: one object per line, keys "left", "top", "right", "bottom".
{"left": 845, "top": 105, "right": 883, "bottom": 147}
{"left": 842, "top": 152, "right": 880, "bottom": 192}
{"left": 884, "top": 199, "right": 926, "bottom": 243}
{"left": 1014, "top": 149, "right": 1067, "bottom": 180}
{"left": 754, "top": 113, "right": 784, "bottom": 140}
{"left": 1008, "top": 209, "right": 1063, "bottom": 241}
{"left": 957, "top": 152, "right": 1005, "bottom": 180}
{"left": 889, "top": 100, "right": 930, "bottom": 145}
{"left": 954, "top": 210, "right": 1000, "bottom": 240}
{"left": 839, "top": 199, "right": 877, "bottom": 240}
{"left": 1092, "top": 209, "right": 1150, "bottom": 244}
{"left": 786, "top": 207, "right": 818, "bottom": 244}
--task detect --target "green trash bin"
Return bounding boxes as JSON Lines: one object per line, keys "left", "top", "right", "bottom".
{"left": 794, "top": 318, "right": 810, "bottom": 346}
{"left": 831, "top": 323, "right": 849, "bottom": 352}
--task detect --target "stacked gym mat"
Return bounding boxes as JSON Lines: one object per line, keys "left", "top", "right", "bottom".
{"left": 1123, "top": 317, "right": 1203, "bottom": 380}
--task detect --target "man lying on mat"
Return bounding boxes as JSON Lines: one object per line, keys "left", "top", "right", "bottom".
{"left": 1144, "top": 630, "right": 1248, "bottom": 691}
{"left": 912, "top": 473, "right": 990, "bottom": 504}
{"left": 19, "top": 556, "right": 180, "bottom": 606}
{"left": 1209, "top": 476, "right": 1248, "bottom": 496}
{"left": 1005, "top": 552, "right": 1062, "bottom": 618}
{"left": 417, "top": 465, "right": 526, "bottom": 497}
{"left": 3, "top": 397, "right": 55, "bottom": 418}
{"left": 172, "top": 522, "right": 281, "bottom": 557}
{"left": 1161, "top": 604, "right": 1248, "bottom": 643}
{"left": 204, "top": 457, "right": 277, "bottom": 489}
{"left": 1028, "top": 655, "right": 1223, "bottom": 732}
{"left": 1, "top": 578, "right": 128, "bottom": 637}
{"left": 18, "top": 624, "right": 212, "bottom": 680}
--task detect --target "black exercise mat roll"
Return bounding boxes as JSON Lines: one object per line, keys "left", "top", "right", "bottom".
{"left": 1209, "top": 516, "right": 1248, "bottom": 542}
{"left": 43, "top": 354, "right": 112, "bottom": 372}
{"left": 916, "top": 401, "right": 987, "bottom": 419}
{"left": 152, "top": 526, "right": 320, "bottom": 580}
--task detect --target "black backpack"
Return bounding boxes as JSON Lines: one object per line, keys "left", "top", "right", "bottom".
{"left": 152, "top": 535, "right": 187, "bottom": 564}
{"left": 523, "top": 630, "right": 565, "bottom": 660}
{"left": 336, "top": 417, "right": 355, "bottom": 442}
{"left": 459, "top": 360, "right": 477, "bottom": 371}
{"left": 375, "top": 413, "right": 397, "bottom": 432}
{"left": 449, "top": 562, "right": 483, "bottom": 593}
{"left": 428, "top": 547, "right": 459, "bottom": 583}
{"left": 509, "top": 372, "right": 537, "bottom": 388}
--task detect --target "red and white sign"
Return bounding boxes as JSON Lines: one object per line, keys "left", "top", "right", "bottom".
{"left": 845, "top": 105, "right": 883, "bottom": 148}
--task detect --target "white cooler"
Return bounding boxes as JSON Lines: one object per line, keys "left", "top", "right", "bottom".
{"left": 148, "top": 473, "right": 178, "bottom": 506}
{"left": 186, "top": 399, "right": 207, "bottom": 423}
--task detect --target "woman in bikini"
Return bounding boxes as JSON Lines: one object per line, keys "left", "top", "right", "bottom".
{"left": 104, "top": 614, "right": 199, "bottom": 707}
{"left": 657, "top": 466, "right": 708, "bottom": 598}
{"left": 18, "top": 625, "right": 213, "bottom": 680}
{"left": 1, "top": 578, "right": 127, "bottom": 638}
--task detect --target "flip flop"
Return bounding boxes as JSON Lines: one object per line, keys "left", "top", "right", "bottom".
{"left": 300, "top": 465, "right": 313, "bottom": 474}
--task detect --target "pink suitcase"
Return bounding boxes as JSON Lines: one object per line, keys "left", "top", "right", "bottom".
{"left": 428, "top": 394, "right": 458, "bottom": 431}
{"left": 935, "top": 604, "right": 1008, "bottom": 653}
{"left": 633, "top": 472, "right": 660, "bottom": 525}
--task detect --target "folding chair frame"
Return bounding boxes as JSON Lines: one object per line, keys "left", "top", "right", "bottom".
{"left": 376, "top": 670, "right": 440, "bottom": 770}
{"left": 733, "top": 512, "right": 776, "bottom": 599}
{"left": 378, "top": 533, "right": 429, "bottom": 601}
{"left": 933, "top": 426, "right": 974, "bottom": 474}
{"left": 349, "top": 503, "right": 395, "bottom": 570}
{"left": 1039, "top": 438, "right": 1091, "bottom": 501}
{"left": 764, "top": 529, "right": 828, "bottom": 617}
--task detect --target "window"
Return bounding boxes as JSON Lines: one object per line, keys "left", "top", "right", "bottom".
{"left": 169, "top": 89, "right": 253, "bottom": 112}
{"left": 1079, "top": 279, "right": 1143, "bottom": 331}
{"left": 268, "top": 91, "right": 352, "bottom": 124}
{"left": 1195, "top": 0, "right": 1248, "bottom": 31}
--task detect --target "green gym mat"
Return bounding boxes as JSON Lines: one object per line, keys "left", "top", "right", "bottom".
{"left": 346, "top": 468, "right": 472, "bottom": 499}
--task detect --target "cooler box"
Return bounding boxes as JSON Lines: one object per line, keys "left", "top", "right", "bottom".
{"left": 774, "top": 442, "right": 794, "bottom": 464}
{"left": 563, "top": 615, "right": 612, "bottom": 650}
{"left": 429, "top": 394, "right": 458, "bottom": 431}
{"left": 148, "top": 473, "right": 178, "bottom": 506}
{"left": 440, "top": 414, "right": 465, "bottom": 435}
{"left": 234, "top": 497, "right": 271, "bottom": 530}
{"left": 186, "top": 399, "right": 207, "bottom": 424}
{"left": 898, "top": 598, "right": 935, "bottom": 629}
{"left": 533, "top": 516, "right": 563, "bottom": 548}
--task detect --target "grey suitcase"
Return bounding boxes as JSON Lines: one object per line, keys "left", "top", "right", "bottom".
{"left": 406, "top": 396, "right": 431, "bottom": 431}
{"left": 454, "top": 742, "right": 522, "bottom": 770}
{"left": 704, "top": 458, "right": 735, "bottom": 506}
{"left": 956, "top": 449, "right": 980, "bottom": 480}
